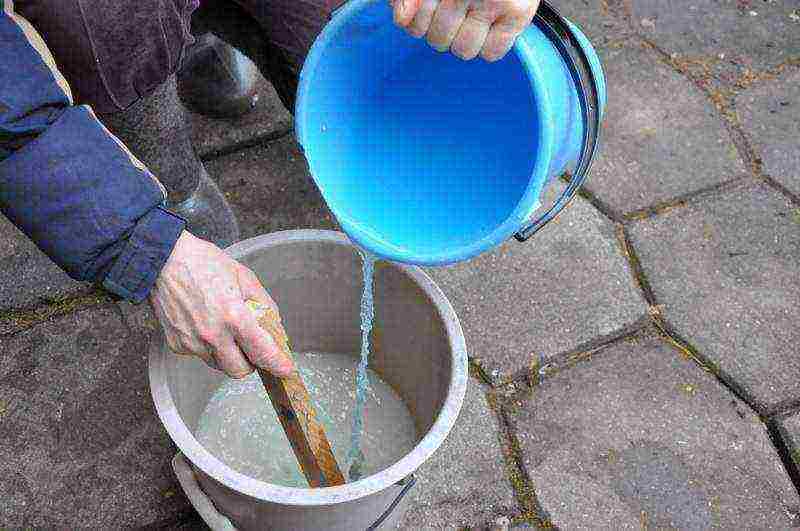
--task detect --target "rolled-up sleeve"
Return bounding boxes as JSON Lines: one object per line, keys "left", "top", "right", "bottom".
{"left": 0, "top": 0, "right": 185, "bottom": 303}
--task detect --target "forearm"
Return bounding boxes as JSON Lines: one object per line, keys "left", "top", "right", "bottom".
{"left": 1, "top": 3, "right": 184, "bottom": 303}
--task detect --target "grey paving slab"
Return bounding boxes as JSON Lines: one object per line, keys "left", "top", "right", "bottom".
{"left": 189, "top": 76, "right": 292, "bottom": 160}
{"left": 506, "top": 331, "right": 800, "bottom": 529}
{"left": 427, "top": 187, "right": 647, "bottom": 381}
{"left": 204, "top": 136, "right": 337, "bottom": 240}
{"left": 548, "top": 0, "right": 633, "bottom": 45}
{"left": 736, "top": 68, "right": 800, "bottom": 196}
{"left": 632, "top": 0, "right": 800, "bottom": 84}
{"left": 399, "top": 378, "right": 518, "bottom": 529}
{"left": 628, "top": 182, "right": 800, "bottom": 413}
{"left": 0, "top": 215, "right": 86, "bottom": 312}
{"left": 0, "top": 305, "right": 189, "bottom": 528}
{"left": 582, "top": 40, "right": 747, "bottom": 216}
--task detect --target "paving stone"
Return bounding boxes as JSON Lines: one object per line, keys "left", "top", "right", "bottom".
{"left": 632, "top": 0, "right": 800, "bottom": 85}
{"left": 582, "top": 40, "right": 747, "bottom": 215}
{"left": 399, "top": 377, "right": 518, "bottom": 529}
{"left": 549, "top": 0, "right": 632, "bottom": 45}
{"left": 205, "top": 136, "right": 337, "bottom": 239}
{"left": 0, "top": 306, "right": 189, "bottom": 528}
{"left": 189, "top": 76, "right": 292, "bottom": 160}
{"left": 507, "top": 331, "right": 800, "bottom": 529}
{"left": 628, "top": 182, "right": 800, "bottom": 413}
{"left": 0, "top": 216, "right": 85, "bottom": 312}
{"left": 427, "top": 188, "right": 647, "bottom": 381}
{"left": 736, "top": 68, "right": 800, "bottom": 196}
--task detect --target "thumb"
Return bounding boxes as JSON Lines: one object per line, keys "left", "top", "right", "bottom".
{"left": 393, "top": 0, "right": 423, "bottom": 27}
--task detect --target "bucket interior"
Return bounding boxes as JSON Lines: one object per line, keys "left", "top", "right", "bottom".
{"left": 163, "top": 238, "right": 454, "bottom": 484}
{"left": 298, "top": 2, "right": 541, "bottom": 261}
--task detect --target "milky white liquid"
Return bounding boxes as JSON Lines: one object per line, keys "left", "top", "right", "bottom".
{"left": 195, "top": 351, "right": 417, "bottom": 487}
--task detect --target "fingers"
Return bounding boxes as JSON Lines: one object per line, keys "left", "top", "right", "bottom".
{"left": 236, "top": 265, "right": 279, "bottom": 314}
{"left": 233, "top": 307, "right": 295, "bottom": 378}
{"left": 480, "top": 21, "right": 518, "bottom": 61}
{"left": 451, "top": 11, "right": 492, "bottom": 60}
{"left": 393, "top": 0, "right": 424, "bottom": 27}
{"left": 213, "top": 333, "right": 256, "bottom": 379}
{"left": 396, "top": 0, "right": 539, "bottom": 62}
{"left": 426, "top": 0, "right": 470, "bottom": 51}
{"left": 481, "top": 1, "right": 538, "bottom": 61}
{"left": 405, "top": 0, "right": 439, "bottom": 37}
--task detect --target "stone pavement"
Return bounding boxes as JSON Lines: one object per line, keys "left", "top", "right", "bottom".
{"left": 1, "top": 0, "right": 798, "bottom": 529}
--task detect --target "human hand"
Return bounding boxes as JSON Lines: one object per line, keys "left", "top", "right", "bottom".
{"left": 392, "top": 0, "right": 539, "bottom": 61}
{"left": 149, "top": 230, "right": 294, "bottom": 379}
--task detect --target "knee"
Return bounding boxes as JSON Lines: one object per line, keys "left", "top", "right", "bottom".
{"left": 13, "top": 0, "right": 198, "bottom": 113}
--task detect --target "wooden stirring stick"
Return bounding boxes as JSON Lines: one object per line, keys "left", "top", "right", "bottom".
{"left": 245, "top": 300, "right": 346, "bottom": 488}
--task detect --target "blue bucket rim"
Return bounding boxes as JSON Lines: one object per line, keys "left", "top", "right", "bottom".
{"left": 295, "top": 0, "right": 556, "bottom": 265}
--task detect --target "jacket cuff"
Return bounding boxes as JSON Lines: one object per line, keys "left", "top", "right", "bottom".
{"left": 102, "top": 206, "right": 186, "bottom": 304}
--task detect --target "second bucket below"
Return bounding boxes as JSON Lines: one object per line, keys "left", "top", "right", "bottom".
{"left": 295, "top": 0, "right": 606, "bottom": 265}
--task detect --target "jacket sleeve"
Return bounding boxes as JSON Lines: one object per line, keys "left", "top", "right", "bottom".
{"left": 0, "top": 1, "right": 186, "bottom": 303}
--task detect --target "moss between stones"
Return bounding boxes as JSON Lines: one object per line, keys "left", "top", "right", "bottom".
{"left": 0, "top": 288, "right": 112, "bottom": 335}
{"left": 488, "top": 392, "right": 555, "bottom": 529}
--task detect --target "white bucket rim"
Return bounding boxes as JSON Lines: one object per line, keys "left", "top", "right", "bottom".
{"left": 149, "top": 229, "right": 469, "bottom": 506}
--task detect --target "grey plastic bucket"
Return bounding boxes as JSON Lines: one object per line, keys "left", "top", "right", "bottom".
{"left": 148, "top": 230, "right": 469, "bottom": 530}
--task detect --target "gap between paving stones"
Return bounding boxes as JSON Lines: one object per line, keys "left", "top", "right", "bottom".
{"left": 635, "top": 35, "right": 800, "bottom": 208}
{"left": 494, "top": 329, "right": 653, "bottom": 529}
{"left": 528, "top": 317, "right": 651, "bottom": 387}
{"left": 614, "top": 224, "right": 657, "bottom": 305}
{"left": 472, "top": 364, "right": 554, "bottom": 528}
{"left": 198, "top": 126, "right": 294, "bottom": 163}
{"left": 468, "top": 362, "right": 546, "bottom": 527}
{"left": 558, "top": 173, "right": 620, "bottom": 224}
{"left": 616, "top": 216, "right": 768, "bottom": 417}
{"left": 468, "top": 314, "right": 650, "bottom": 390}
{"left": 499, "top": 325, "right": 800, "bottom": 520}
{"left": 556, "top": 38, "right": 776, "bottom": 224}
{"left": 622, "top": 177, "right": 751, "bottom": 223}
{"left": 767, "top": 416, "right": 800, "bottom": 501}
{"left": 0, "top": 287, "right": 114, "bottom": 337}
{"left": 615, "top": 185, "right": 800, "bottom": 419}
{"left": 470, "top": 325, "right": 660, "bottom": 529}
{"left": 650, "top": 303, "right": 800, "bottom": 500}
{"left": 647, "top": 310, "right": 757, "bottom": 412}
{"left": 612, "top": 182, "right": 800, "bottom": 497}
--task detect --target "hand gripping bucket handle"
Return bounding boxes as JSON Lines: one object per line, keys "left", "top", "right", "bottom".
{"left": 515, "top": 1, "right": 603, "bottom": 241}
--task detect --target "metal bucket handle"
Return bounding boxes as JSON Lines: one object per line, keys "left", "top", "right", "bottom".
{"left": 175, "top": 450, "right": 416, "bottom": 531}
{"left": 515, "top": 1, "right": 603, "bottom": 241}
{"left": 366, "top": 474, "right": 417, "bottom": 530}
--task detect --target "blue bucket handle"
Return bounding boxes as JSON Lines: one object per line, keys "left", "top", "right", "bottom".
{"left": 515, "top": 1, "right": 603, "bottom": 241}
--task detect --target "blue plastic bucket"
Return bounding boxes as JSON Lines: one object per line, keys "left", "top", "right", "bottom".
{"left": 296, "top": 0, "right": 606, "bottom": 265}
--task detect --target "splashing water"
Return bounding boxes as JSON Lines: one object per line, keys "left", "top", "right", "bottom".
{"left": 347, "top": 250, "right": 376, "bottom": 480}
{"left": 195, "top": 352, "right": 416, "bottom": 487}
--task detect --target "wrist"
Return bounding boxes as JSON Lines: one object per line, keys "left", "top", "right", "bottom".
{"left": 102, "top": 207, "right": 187, "bottom": 304}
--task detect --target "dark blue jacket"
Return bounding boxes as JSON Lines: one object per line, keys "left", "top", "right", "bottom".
{"left": 0, "top": 2, "right": 185, "bottom": 303}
